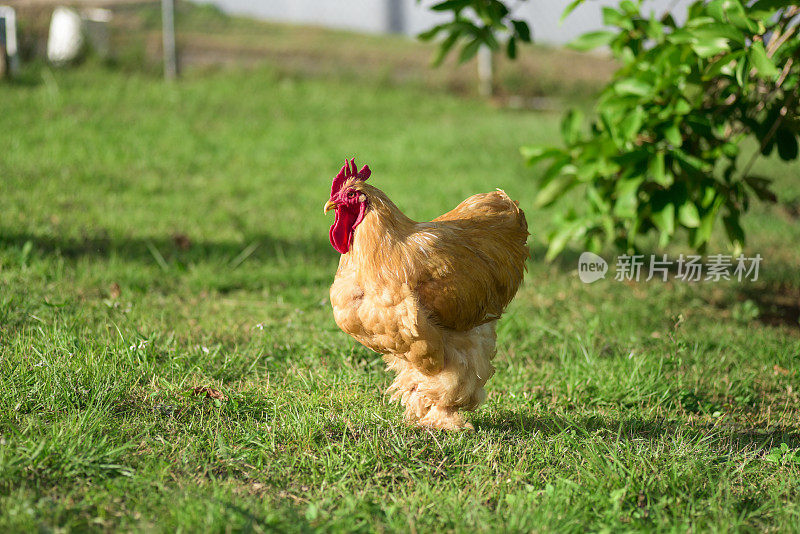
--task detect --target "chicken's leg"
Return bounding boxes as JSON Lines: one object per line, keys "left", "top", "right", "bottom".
{"left": 385, "top": 322, "right": 497, "bottom": 431}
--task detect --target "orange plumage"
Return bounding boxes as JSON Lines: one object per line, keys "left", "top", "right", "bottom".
{"left": 325, "top": 160, "right": 528, "bottom": 430}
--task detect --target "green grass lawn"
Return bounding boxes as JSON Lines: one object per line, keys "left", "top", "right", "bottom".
{"left": 1, "top": 59, "right": 800, "bottom": 532}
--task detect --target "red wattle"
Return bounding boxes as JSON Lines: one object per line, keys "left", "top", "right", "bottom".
{"left": 330, "top": 207, "right": 357, "bottom": 254}
{"left": 329, "top": 202, "right": 367, "bottom": 254}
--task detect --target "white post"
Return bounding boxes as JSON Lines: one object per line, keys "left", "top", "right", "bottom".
{"left": 477, "top": 45, "right": 493, "bottom": 97}
{"left": 0, "top": 6, "right": 19, "bottom": 74}
{"left": 161, "top": 0, "right": 177, "bottom": 80}
{"left": 386, "top": 0, "right": 405, "bottom": 34}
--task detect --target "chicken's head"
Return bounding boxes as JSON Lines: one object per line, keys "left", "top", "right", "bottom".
{"left": 324, "top": 158, "right": 372, "bottom": 254}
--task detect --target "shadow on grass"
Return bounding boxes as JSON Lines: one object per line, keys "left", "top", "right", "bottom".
{"left": 737, "top": 284, "right": 800, "bottom": 330}
{"left": 699, "top": 281, "right": 800, "bottom": 331}
{"left": 475, "top": 409, "right": 800, "bottom": 451}
{"left": 528, "top": 243, "right": 583, "bottom": 272}
{"left": 217, "top": 499, "right": 312, "bottom": 531}
{"left": 534, "top": 242, "right": 800, "bottom": 330}
{"left": 0, "top": 229, "right": 336, "bottom": 267}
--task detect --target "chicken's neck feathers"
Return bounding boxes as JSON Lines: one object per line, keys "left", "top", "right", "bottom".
{"left": 346, "top": 186, "right": 421, "bottom": 286}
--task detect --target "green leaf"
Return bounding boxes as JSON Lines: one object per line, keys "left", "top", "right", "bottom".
{"left": 486, "top": 1, "right": 509, "bottom": 23}
{"left": 693, "top": 197, "right": 722, "bottom": 247}
{"left": 506, "top": 36, "right": 517, "bottom": 59}
{"left": 459, "top": 38, "right": 482, "bottom": 63}
{"left": 619, "top": 0, "right": 638, "bottom": 15}
{"left": 512, "top": 20, "right": 531, "bottom": 42}
{"left": 417, "top": 24, "right": 446, "bottom": 41}
{"left": 481, "top": 27, "right": 500, "bottom": 49}
{"left": 751, "top": 0, "right": 795, "bottom": 10}
{"left": 431, "top": 0, "right": 472, "bottom": 12}
{"left": 721, "top": 142, "right": 739, "bottom": 158}
{"left": 646, "top": 16, "right": 665, "bottom": 40}
{"left": 652, "top": 202, "right": 675, "bottom": 236}
{"left": 749, "top": 41, "right": 779, "bottom": 79}
{"left": 692, "top": 36, "right": 729, "bottom": 58}
{"left": 728, "top": 12, "right": 759, "bottom": 33}
{"left": 561, "top": 0, "right": 585, "bottom": 23}
{"left": 700, "top": 186, "right": 717, "bottom": 209}
{"left": 613, "top": 177, "right": 643, "bottom": 218}
{"left": 735, "top": 56, "right": 747, "bottom": 86}
{"left": 568, "top": 31, "right": 616, "bottom": 52}
{"left": 520, "top": 146, "right": 563, "bottom": 166}
{"left": 667, "top": 29, "right": 695, "bottom": 45}
{"left": 749, "top": 0, "right": 789, "bottom": 15}
{"left": 614, "top": 78, "right": 654, "bottom": 97}
{"left": 432, "top": 32, "right": 460, "bottom": 66}
{"left": 535, "top": 174, "right": 576, "bottom": 207}
{"left": 673, "top": 148, "right": 712, "bottom": 173}
{"left": 599, "top": 110, "right": 620, "bottom": 143}
{"left": 703, "top": 50, "right": 743, "bottom": 80}
{"left": 649, "top": 151, "right": 672, "bottom": 186}
{"left": 692, "top": 23, "right": 745, "bottom": 45}
{"left": 678, "top": 202, "right": 700, "bottom": 228}
{"left": 618, "top": 107, "right": 644, "bottom": 142}
{"left": 545, "top": 221, "right": 585, "bottom": 262}
{"left": 706, "top": 0, "right": 724, "bottom": 21}
{"left": 541, "top": 159, "right": 575, "bottom": 186}
{"left": 673, "top": 98, "right": 691, "bottom": 115}
{"left": 602, "top": 7, "right": 633, "bottom": 30}
{"left": 587, "top": 184, "right": 611, "bottom": 214}
{"left": 723, "top": 213, "right": 745, "bottom": 246}
{"left": 561, "top": 109, "right": 584, "bottom": 145}
{"left": 664, "top": 123, "right": 682, "bottom": 146}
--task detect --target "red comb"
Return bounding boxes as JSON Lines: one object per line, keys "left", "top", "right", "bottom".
{"left": 331, "top": 158, "right": 371, "bottom": 196}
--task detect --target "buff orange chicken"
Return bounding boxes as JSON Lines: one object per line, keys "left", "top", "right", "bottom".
{"left": 324, "top": 159, "right": 529, "bottom": 430}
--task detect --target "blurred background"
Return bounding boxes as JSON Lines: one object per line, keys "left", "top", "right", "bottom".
{"left": 1, "top": 0, "right": 692, "bottom": 97}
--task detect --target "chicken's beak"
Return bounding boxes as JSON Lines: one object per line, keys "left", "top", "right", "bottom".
{"left": 323, "top": 200, "right": 337, "bottom": 214}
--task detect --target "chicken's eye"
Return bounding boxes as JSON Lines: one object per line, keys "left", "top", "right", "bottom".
{"left": 347, "top": 191, "right": 356, "bottom": 199}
